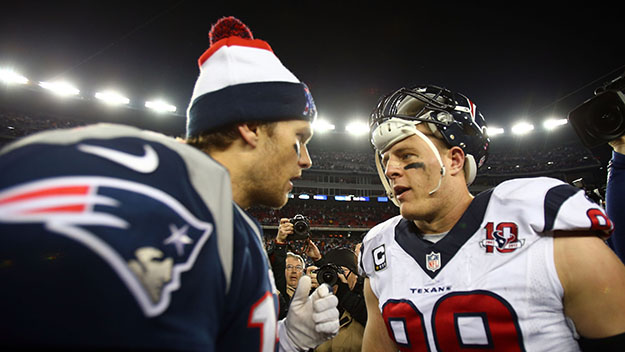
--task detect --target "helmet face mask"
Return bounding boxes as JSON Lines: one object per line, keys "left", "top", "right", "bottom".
{"left": 371, "top": 88, "right": 454, "bottom": 130}
{"left": 370, "top": 85, "right": 490, "bottom": 205}
{"left": 370, "top": 85, "right": 489, "bottom": 166}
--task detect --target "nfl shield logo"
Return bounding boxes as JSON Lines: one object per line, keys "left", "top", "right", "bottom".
{"left": 426, "top": 251, "right": 441, "bottom": 272}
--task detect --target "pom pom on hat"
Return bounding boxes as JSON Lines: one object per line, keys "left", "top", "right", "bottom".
{"left": 186, "top": 16, "right": 317, "bottom": 139}
{"left": 209, "top": 16, "right": 254, "bottom": 45}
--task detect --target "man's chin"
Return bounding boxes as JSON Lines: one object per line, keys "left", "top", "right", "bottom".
{"left": 399, "top": 203, "right": 420, "bottom": 220}
{"left": 269, "top": 194, "right": 289, "bottom": 209}
{"left": 255, "top": 192, "right": 289, "bottom": 209}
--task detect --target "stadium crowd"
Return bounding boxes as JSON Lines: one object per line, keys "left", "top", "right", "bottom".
{"left": 308, "top": 145, "right": 600, "bottom": 175}
{"left": 0, "top": 109, "right": 87, "bottom": 139}
{"left": 249, "top": 199, "right": 397, "bottom": 229}
{"left": 1, "top": 108, "right": 600, "bottom": 175}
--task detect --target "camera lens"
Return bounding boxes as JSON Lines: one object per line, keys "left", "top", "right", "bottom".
{"left": 316, "top": 264, "right": 338, "bottom": 286}
{"left": 593, "top": 104, "right": 625, "bottom": 137}
{"left": 321, "top": 271, "right": 335, "bottom": 284}
{"left": 294, "top": 221, "right": 307, "bottom": 232}
{"left": 570, "top": 90, "right": 625, "bottom": 147}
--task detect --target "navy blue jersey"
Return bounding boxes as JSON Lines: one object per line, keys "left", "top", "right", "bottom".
{"left": 607, "top": 151, "right": 625, "bottom": 263}
{"left": 0, "top": 124, "right": 279, "bottom": 351}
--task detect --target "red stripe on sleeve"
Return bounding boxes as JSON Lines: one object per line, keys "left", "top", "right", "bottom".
{"left": 0, "top": 186, "right": 90, "bottom": 205}
{"left": 23, "top": 204, "right": 86, "bottom": 214}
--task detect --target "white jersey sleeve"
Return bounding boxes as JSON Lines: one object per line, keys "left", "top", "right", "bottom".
{"left": 359, "top": 215, "right": 402, "bottom": 279}
{"left": 491, "top": 177, "right": 612, "bottom": 237}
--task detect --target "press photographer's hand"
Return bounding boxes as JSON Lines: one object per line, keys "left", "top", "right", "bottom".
{"left": 609, "top": 135, "right": 625, "bottom": 154}
{"left": 331, "top": 270, "right": 350, "bottom": 294}
{"left": 304, "top": 238, "right": 321, "bottom": 261}
{"left": 277, "top": 218, "right": 293, "bottom": 243}
{"left": 306, "top": 266, "right": 320, "bottom": 289}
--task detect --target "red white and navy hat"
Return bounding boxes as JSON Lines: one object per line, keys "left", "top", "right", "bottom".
{"left": 186, "top": 16, "right": 317, "bottom": 138}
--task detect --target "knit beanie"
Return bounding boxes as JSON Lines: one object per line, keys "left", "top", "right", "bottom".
{"left": 323, "top": 248, "right": 358, "bottom": 274}
{"left": 186, "top": 16, "right": 317, "bottom": 138}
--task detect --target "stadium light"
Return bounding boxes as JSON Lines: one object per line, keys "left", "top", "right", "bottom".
{"left": 95, "top": 90, "right": 130, "bottom": 106}
{"left": 543, "top": 118, "right": 567, "bottom": 131}
{"left": 345, "top": 120, "right": 369, "bottom": 136}
{"left": 39, "top": 81, "right": 80, "bottom": 96}
{"left": 312, "top": 118, "right": 335, "bottom": 133}
{"left": 511, "top": 121, "right": 534, "bottom": 135}
{"left": 145, "top": 100, "right": 177, "bottom": 113}
{"left": 0, "top": 69, "right": 29, "bottom": 85}
{"left": 486, "top": 126, "right": 504, "bottom": 137}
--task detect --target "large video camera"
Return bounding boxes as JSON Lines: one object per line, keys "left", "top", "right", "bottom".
{"left": 289, "top": 214, "right": 310, "bottom": 240}
{"left": 568, "top": 72, "right": 625, "bottom": 148}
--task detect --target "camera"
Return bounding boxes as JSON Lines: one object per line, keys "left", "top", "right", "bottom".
{"left": 568, "top": 73, "right": 625, "bottom": 148}
{"left": 315, "top": 263, "right": 343, "bottom": 286}
{"left": 289, "top": 214, "right": 310, "bottom": 240}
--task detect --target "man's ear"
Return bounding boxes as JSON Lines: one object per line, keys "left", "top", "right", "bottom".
{"left": 448, "top": 146, "right": 466, "bottom": 176}
{"left": 237, "top": 123, "right": 260, "bottom": 147}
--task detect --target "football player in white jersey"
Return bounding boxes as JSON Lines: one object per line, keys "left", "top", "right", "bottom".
{"left": 359, "top": 85, "right": 625, "bottom": 351}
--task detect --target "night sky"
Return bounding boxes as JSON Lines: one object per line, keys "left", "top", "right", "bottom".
{"left": 1, "top": 1, "right": 624, "bottom": 135}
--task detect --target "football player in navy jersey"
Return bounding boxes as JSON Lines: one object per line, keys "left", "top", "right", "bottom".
{"left": 0, "top": 17, "right": 338, "bottom": 351}
{"left": 606, "top": 134, "right": 625, "bottom": 262}
{"left": 359, "top": 85, "right": 625, "bottom": 351}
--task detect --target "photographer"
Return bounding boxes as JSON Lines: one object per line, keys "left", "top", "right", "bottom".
{"left": 279, "top": 252, "right": 307, "bottom": 319}
{"left": 607, "top": 135, "right": 625, "bottom": 262}
{"left": 266, "top": 218, "right": 293, "bottom": 296}
{"left": 314, "top": 248, "right": 366, "bottom": 352}
{"left": 266, "top": 217, "right": 322, "bottom": 319}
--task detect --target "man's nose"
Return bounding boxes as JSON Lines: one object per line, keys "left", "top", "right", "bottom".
{"left": 384, "top": 159, "right": 403, "bottom": 179}
{"left": 299, "top": 145, "right": 312, "bottom": 169}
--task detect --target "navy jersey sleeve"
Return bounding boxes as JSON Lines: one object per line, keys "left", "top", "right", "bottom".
{"left": 0, "top": 124, "right": 236, "bottom": 350}
{"left": 606, "top": 150, "right": 625, "bottom": 262}
{"left": 216, "top": 206, "right": 280, "bottom": 352}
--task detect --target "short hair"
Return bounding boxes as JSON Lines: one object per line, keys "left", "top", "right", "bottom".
{"left": 286, "top": 252, "right": 305, "bottom": 267}
{"left": 186, "top": 121, "right": 277, "bottom": 153}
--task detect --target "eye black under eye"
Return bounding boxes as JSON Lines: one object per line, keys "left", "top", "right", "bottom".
{"left": 293, "top": 142, "right": 301, "bottom": 158}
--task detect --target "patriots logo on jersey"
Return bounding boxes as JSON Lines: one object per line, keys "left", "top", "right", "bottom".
{"left": 0, "top": 176, "right": 214, "bottom": 317}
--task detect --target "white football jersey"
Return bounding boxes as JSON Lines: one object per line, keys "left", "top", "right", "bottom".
{"left": 360, "top": 177, "right": 613, "bottom": 352}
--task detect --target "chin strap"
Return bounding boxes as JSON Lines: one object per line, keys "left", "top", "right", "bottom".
{"left": 413, "top": 126, "right": 446, "bottom": 195}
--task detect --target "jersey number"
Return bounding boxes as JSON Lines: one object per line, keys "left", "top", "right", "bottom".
{"left": 382, "top": 290, "right": 524, "bottom": 351}
{"left": 248, "top": 291, "right": 278, "bottom": 352}
{"left": 587, "top": 208, "right": 612, "bottom": 232}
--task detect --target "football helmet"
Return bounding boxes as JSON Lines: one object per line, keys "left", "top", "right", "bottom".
{"left": 370, "top": 85, "right": 490, "bottom": 204}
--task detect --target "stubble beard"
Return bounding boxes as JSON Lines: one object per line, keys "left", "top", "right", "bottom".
{"left": 249, "top": 141, "right": 290, "bottom": 209}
